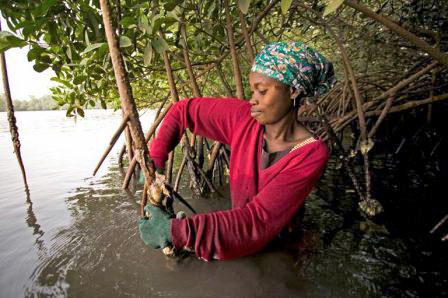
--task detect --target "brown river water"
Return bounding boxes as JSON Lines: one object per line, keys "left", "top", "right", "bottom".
{"left": 0, "top": 110, "right": 446, "bottom": 297}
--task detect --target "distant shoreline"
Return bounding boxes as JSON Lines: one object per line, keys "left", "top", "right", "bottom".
{"left": 0, "top": 94, "right": 110, "bottom": 112}
{"left": 0, "top": 108, "right": 108, "bottom": 112}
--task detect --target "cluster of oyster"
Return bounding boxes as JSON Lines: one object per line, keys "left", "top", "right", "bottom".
{"left": 147, "top": 172, "right": 169, "bottom": 206}
{"left": 359, "top": 198, "right": 384, "bottom": 217}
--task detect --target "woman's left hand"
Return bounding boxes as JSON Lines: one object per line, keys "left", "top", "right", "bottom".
{"left": 139, "top": 205, "right": 172, "bottom": 249}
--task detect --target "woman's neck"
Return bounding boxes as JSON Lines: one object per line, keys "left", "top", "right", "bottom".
{"left": 264, "top": 110, "right": 312, "bottom": 151}
{"left": 264, "top": 110, "right": 297, "bottom": 141}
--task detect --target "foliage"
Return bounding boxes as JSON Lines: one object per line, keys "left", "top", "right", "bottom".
{"left": 0, "top": 30, "right": 27, "bottom": 51}
{"left": 323, "top": 0, "right": 344, "bottom": 17}
{"left": 0, "top": 0, "right": 446, "bottom": 220}
{"left": 0, "top": 0, "right": 446, "bottom": 118}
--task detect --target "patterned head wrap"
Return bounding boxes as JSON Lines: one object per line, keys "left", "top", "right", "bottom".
{"left": 251, "top": 42, "right": 336, "bottom": 99}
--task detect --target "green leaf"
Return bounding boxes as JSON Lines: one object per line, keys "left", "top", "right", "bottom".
{"left": 281, "top": 0, "right": 293, "bottom": 15}
{"left": 66, "top": 105, "right": 74, "bottom": 117}
{"left": 164, "top": 1, "right": 177, "bottom": 11}
{"left": 151, "top": 16, "right": 163, "bottom": 34}
{"left": 87, "top": 11, "right": 100, "bottom": 39}
{"left": 167, "top": 8, "right": 181, "bottom": 21}
{"left": 66, "top": 46, "right": 72, "bottom": 60}
{"left": 80, "top": 58, "right": 90, "bottom": 66}
{"left": 48, "top": 22, "right": 58, "bottom": 44}
{"left": 82, "top": 43, "right": 105, "bottom": 55}
{"left": 76, "top": 107, "right": 85, "bottom": 117}
{"left": 131, "top": 2, "right": 150, "bottom": 9}
{"left": 120, "top": 16, "right": 136, "bottom": 28}
{"left": 85, "top": 30, "right": 90, "bottom": 45}
{"left": 119, "top": 36, "right": 132, "bottom": 48}
{"left": 138, "top": 15, "right": 151, "bottom": 35}
{"left": 73, "top": 75, "right": 87, "bottom": 85}
{"left": 38, "top": 55, "right": 52, "bottom": 64}
{"left": 43, "top": 33, "right": 52, "bottom": 44}
{"left": 162, "top": 17, "right": 177, "bottom": 29}
{"left": 207, "top": 1, "right": 216, "bottom": 18}
{"left": 33, "top": 63, "right": 50, "bottom": 72}
{"left": 323, "top": 0, "right": 345, "bottom": 17}
{"left": 69, "top": 92, "right": 75, "bottom": 104}
{"left": 100, "top": 99, "right": 107, "bottom": 109}
{"left": 22, "top": 25, "right": 36, "bottom": 38}
{"left": 143, "top": 42, "right": 153, "bottom": 66}
{"left": 97, "top": 43, "right": 109, "bottom": 57}
{"left": 27, "top": 47, "right": 44, "bottom": 61}
{"left": 152, "top": 36, "right": 169, "bottom": 54}
{"left": 163, "top": 0, "right": 184, "bottom": 11}
{"left": 0, "top": 31, "right": 27, "bottom": 52}
{"left": 33, "top": 0, "right": 58, "bottom": 17}
{"left": 238, "top": 0, "right": 251, "bottom": 14}
{"left": 139, "top": 15, "right": 149, "bottom": 26}
{"left": 42, "top": 0, "right": 58, "bottom": 12}
{"left": 138, "top": 23, "right": 152, "bottom": 35}
{"left": 51, "top": 77, "right": 73, "bottom": 88}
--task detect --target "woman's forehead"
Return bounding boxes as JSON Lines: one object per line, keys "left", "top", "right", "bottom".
{"left": 249, "top": 72, "right": 285, "bottom": 88}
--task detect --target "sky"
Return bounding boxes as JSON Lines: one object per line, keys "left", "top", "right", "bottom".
{"left": 0, "top": 18, "right": 56, "bottom": 101}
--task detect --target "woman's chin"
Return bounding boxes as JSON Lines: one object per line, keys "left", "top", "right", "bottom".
{"left": 255, "top": 118, "right": 268, "bottom": 125}
{"left": 252, "top": 115, "right": 265, "bottom": 124}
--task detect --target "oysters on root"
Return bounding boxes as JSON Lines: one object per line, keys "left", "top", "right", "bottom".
{"left": 359, "top": 199, "right": 383, "bottom": 217}
{"left": 148, "top": 172, "right": 170, "bottom": 206}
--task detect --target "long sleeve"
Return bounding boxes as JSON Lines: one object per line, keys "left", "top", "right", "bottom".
{"left": 171, "top": 142, "right": 329, "bottom": 261}
{"left": 149, "top": 98, "right": 248, "bottom": 168}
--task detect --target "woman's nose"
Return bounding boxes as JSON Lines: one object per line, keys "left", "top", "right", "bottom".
{"left": 249, "top": 95, "right": 258, "bottom": 106}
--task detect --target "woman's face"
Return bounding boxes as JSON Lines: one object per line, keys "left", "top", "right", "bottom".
{"left": 248, "top": 72, "right": 293, "bottom": 125}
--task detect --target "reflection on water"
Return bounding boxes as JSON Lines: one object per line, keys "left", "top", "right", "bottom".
{"left": 1, "top": 110, "right": 447, "bottom": 297}
{"left": 0, "top": 109, "right": 152, "bottom": 297}
{"left": 25, "top": 192, "right": 47, "bottom": 259}
{"left": 25, "top": 164, "right": 308, "bottom": 297}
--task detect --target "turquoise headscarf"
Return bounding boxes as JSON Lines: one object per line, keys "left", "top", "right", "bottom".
{"left": 251, "top": 42, "right": 336, "bottom": 99}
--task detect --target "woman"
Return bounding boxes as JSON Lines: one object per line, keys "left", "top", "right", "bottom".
{"left": 139, "top": 42, "right": 336, "bottom": 261}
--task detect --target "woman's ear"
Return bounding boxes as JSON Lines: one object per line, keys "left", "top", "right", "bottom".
{"left": 290, "top": 87, "right": 300, "bottom": 100}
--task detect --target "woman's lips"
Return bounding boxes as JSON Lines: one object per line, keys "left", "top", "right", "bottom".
{"left": 251, "top": 110, "right": 262, "bottom": 117}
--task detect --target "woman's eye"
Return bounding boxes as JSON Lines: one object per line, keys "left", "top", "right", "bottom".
{"left": 259, "top": 90, "right": 267, "bottom": 95}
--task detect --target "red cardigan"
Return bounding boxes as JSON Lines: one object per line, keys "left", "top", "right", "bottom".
{"left": 149, "top": 98, "right": 329, "bottom": 261}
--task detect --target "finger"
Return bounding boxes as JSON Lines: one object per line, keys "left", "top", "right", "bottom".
{"left": 162, "top": 246, "right": 174, "bottom": 256}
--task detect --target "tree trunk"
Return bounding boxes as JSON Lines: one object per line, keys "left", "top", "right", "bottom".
{"left": 180, "top": 20, "right": 206, "bottom": 169}
{"left": 93, "top": 114, "right": 130, "bottom": 176}
{"left": 0, "top": 21, "right": 29, "bottom": 194}
{"left": 225, "top": 0, "right": 244, "bottom": 99}
{"left": 99, "top": 0, "right": 155, "bottom": 215}
{"left": 238, "top": 9, "right": 255, "bottom": 64}
{"left": 122, "top": 102, "right": 173, "bottom": 189}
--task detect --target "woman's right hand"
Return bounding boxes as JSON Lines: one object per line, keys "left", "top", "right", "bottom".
{"left": 148, "top": 171, "right": 169, "bottom": 206}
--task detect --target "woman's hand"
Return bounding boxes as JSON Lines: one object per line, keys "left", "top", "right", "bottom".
{"left": 139, "top": 205, "right": 172, "bottom": 250}
{"left": 139, "top": 169, "right": 169, "bottom": 206}
{"left": 148, "top": 171, "right": 169, "bottom": 205}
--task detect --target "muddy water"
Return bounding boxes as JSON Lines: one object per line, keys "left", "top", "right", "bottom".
{"left": 0, "top": 110, "right": 446, "bottom": 297}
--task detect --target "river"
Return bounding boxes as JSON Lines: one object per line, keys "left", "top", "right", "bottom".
{"left": 0, "top": 110, "right": 446, "bottom": 297}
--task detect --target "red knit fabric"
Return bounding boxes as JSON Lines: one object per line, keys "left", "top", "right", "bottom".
{"left": 149, "top": 98, "right": 329, "bottom": 261}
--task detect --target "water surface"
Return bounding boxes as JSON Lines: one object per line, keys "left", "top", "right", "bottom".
{"left": 0, "top": 110, "right": 446, "bottom": 297}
